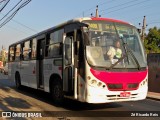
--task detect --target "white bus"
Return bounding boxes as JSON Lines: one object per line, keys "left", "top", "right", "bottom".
{"left": 8, "top": 17, "right": 148, "bottom": 104}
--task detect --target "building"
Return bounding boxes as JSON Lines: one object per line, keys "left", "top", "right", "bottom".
{"left": 0, "top": 46, "right": 8, "bottom": 66}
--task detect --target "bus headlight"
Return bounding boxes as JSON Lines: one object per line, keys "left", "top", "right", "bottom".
{"left": 97, "top": 82, "right": 102, "bottom": 87}
{"left": 89, "top": 79, "right": 106, "bottom": 89}
{"left": 141, "top": 79, "right": 148, "bottom": 86}
{"left": 87, "top": 76, "right": 106, "bottom": 89}
{"left": 91, "top": 80, "right": 97, "bottom": 85}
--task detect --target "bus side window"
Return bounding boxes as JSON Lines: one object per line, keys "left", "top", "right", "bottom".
{"left": 47, "top": 29, "right": 64, "bottom": 58}
{"left": 23, "top": 41, "right": 31, "bottom": 60}
{"left": 9, "top": 46, "right": 15, "bottom": 62}
{"left": 45, "top": 34, "right": 50, "bottom": 57}
{"left": 31, "top": 38, "right": 37, "bottom": 59}
{"left": 15, "top": 44, "right": 21, "bottom": 61}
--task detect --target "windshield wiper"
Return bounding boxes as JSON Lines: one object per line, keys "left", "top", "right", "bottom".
{"left": 124, "top": 42, "right": 141, "bottom": 70}
{"left": 107, "top": 43, "right": 141, "bottom": 71}
{"left": 107, "top": 54, "right": 128, "bottom": 70}
{"left": 113, "top": 23, "right": 141, "bottom": 70}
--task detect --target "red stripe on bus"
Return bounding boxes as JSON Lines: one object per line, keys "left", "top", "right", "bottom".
{"left": 59, "top": 67, "right": 62, "bottom": 71}
{"left": 90, "top": 68, "right": 147, "bottom": 91}
{"left": 33, "top": 67, "right": 35, "bottom": 74}
{"left": 91, "top": 17, "right": 129, "bottom": 25}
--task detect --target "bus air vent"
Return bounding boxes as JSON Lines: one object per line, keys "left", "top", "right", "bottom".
{"left": 127, "top": 83, "right": 139, "bottom": 89}
{"left": 107, "top": 84, "right": 122, "bottom": 90}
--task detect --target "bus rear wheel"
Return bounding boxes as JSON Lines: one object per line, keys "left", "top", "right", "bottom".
{"left": 15, "top": 73, "right": 22, "bottom": 89}
{"left": 51, "top": 80, "right": 64, "bottom": 105}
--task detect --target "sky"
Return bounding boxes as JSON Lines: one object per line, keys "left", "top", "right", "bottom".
{"left": 0, "top": 0, "right": 160, "bottom": 50}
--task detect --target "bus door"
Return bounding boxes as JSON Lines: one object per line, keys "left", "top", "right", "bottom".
{"left": 63, "top": 35, "right": 74, "bottom": 95}
{"left": 37, "top": 39, "right": 45, "bottom": 89}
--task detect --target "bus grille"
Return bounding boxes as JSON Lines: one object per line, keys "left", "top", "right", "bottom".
{"left": 127, "top": 83, "right": 139, "bottom": 89}
{"left": 106, "top": 94, "right": 138, "bottom": 100}
{"left": 107, "top": 83, "right": 139, "bottom": 91}
{"left": 107, "top": 84, "right": 122, "bottom": 90}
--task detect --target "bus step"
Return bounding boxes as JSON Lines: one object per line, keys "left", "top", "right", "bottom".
{"left": 38, "top": 86, "right": 44, "bottom": 90}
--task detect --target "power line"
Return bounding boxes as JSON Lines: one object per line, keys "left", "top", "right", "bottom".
{"left": 0, "top": 11, "right": 38, "bottom": 32}
{"left": 97, "top": 0, "right": 118, "bottom": 7}
{"left": 0, "top": 0, "right": 32, "bottom": 29}
{"left": 85, "top": 0, "right": 119, "bottom": 17}
{"left": 11, "top": 18, "right": 38, "bottom": 32}
{"left": 148, "top": 22, "right": 160, "bottom": 25}
{"left": 100, "top": 0, "right": 139, "bottom": 12}
{"left": 0, "top": 0, "right": 37, "bottom": 32}
{"left": 126, "top": 9, "right": 157, "bottom": 23}
{"left": 0, "top": 0, "right": 22, "bottom": 21}
{"left": 84, "top": 0, "right": 117, "bottom": 14}
{"left": 101, "top": 0, "right": 150, "bottom": 16}
{"left": 4, "top": 23, "right": 31, "bottom": 34}
{"left": 0, "top": 0, "right": 10, "bottom": 12}
{"left": 84, "top": 0, "right": 147, "bottom": 17}
{"left": 0, "top": 0, "right": 7, "bottom": 4}
{"left": 74, "top": 0, "right": 117, "bottom": 17}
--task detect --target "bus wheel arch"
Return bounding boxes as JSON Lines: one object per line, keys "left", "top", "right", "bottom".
{"left": 49, "top": 74, "right": 64, "bottom": 104}
{"left": 15, "top": 71, "right": 22, "bottom": 89}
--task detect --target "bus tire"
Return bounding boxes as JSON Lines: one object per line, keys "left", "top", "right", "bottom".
{"left": 51, "top": 80, "right": 64, "bottom": 105}
{"left": 15, "top": 73, "right": 22, "bottom": 89}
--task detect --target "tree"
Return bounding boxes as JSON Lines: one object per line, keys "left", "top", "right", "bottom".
{"left": 144, "top": 27, "right": 160, "bottom": 53}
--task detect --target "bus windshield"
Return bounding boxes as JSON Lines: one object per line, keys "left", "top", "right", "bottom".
{"left": 83, "top": 20, "right": 147, "bottom": 69}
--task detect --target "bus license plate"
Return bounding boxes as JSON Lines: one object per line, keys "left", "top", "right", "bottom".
{"left": 120, "top": 92, "right": 130, "bottom": 97}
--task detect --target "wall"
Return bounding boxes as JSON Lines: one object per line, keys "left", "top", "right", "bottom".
{"left": 148, "top": 53, "right": 160, "bottom": 93}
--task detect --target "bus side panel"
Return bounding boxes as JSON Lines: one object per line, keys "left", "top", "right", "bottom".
{"left": 28, "top": 60, "right": 37, "bottom": 89}
{"left": 43, "top": 58, "right": 62, "bottom": 92}
{"left": 8, "top": 62, "right": 15, "bottom": 82}
{"left": 8, "top": 62, "right": 22, "bottom": 85}
{"left": 20, "top": 60, "right": 37, "bottom": 88}
{"left": 20, "top": 61, "right": 29, "bottom": 87}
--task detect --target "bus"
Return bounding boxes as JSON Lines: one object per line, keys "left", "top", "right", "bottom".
{"left": 8, "top": 17, "right": 148, "bottom": 104}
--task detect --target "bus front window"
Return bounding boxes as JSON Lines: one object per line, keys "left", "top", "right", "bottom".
{"left": 84, "top": 21, "right": 147, "bottom": 69}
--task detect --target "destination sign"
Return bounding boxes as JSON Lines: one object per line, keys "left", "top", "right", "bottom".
{"left": 87, "top": 22, "right": 133, "bottom": 34}
{"left": 88, "top": 23, "right": 99, "bottom": 30}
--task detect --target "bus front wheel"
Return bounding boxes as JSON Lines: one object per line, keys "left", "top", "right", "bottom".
{"left": 51, "top": 80, "right": 64, "bottom": 105}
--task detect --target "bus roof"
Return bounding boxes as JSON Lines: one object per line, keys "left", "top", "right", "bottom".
{"left": 9, "top": 17, "right": 131, "bottom": 46}
{"left": 65, "top": 17, "right": 130, "bottom": 25}
{"left": 91, "top": 17, "right": 130, "bottom": 25}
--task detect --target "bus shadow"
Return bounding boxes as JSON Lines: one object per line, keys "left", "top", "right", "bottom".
{"left": 63, "top": 98, "right": 122, "bottom": 111}
{"left": 14, "top": 86, "right": 122, "bottom": 111}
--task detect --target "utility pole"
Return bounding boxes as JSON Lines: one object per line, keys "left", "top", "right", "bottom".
{"left": 91, "top": 5, "right": 101, "bottom": 18}
{"left": 141, "top": 16, "right": 147, "bottom": 42}
{"left": 95, "top": 5, "right": 99, "bottom": 18}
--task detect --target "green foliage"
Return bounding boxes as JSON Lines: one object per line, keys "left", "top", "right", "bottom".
{"left": 144, "top": 26, "right": 160, "bottom": 53}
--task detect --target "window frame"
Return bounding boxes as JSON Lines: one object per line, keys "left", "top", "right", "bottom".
{"left": 31, "top": 38, "right": 37, "bottom": 60}
{"left": 15, "top": 44, "right": 21, "bottom": 61}
{"left": 23, "top": 40, "right": 31, "bottom": 61}
{"left": 9, "top": 45, "right": 15, "bottom": 62}
{"left": 45, "top": 28, "right": 64, "bottom": 58}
